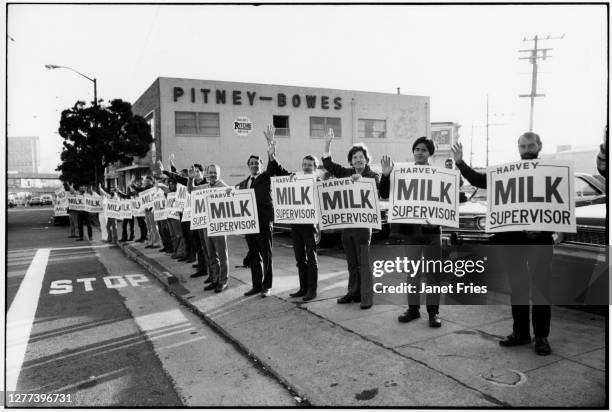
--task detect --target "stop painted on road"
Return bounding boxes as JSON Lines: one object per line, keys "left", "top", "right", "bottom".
{"left": 49, "top": 274, "right": 151, "bottom": 294}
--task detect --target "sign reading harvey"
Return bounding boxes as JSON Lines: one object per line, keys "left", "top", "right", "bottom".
{"left": 271, "top": 175, "right": 318, "bottom": 225}
{"left": 316, "top": 177, "right": 381, "bottom": 230}
{"left": 131, "top": 197, "right": 145, "bottom": 217}
{"left": 85, "top": 193, "right": 104, "bottom": 214}
{"left": 153, "top": 192, "right": 167, "bottom": 221}
{"left": 174, "top": 183, "right": 188, "bottom": 210}
{"left": 104, "top": 198, "right": 122, "bottom": 219}
{"left": 67, "top": 195, "right": 86, "bottom": 211}
{"left": 54, "top": 201, "right": 68, "bottom": 216}
{"left": 486, "top": 160, "right": 576, "bottom": 233}
{"left": 140, "top": 187, "right": 157, "bottom": 209}
{"left": 166, "top": 192, "right": 181, "bottom": 220}
{"left": 120, "top": 199, "right": 132, "bottom": 220}
{"left": 190, "top": 188, "right": 225, "bottom": 229}
{"left": 388, "top": 163, "right": 460, "bottom": 228}
{"left": 182, "top": 193, "right": 192, "bottom": 222}
{"left": 205, "top": 189, "right": 260, "bottom": 237}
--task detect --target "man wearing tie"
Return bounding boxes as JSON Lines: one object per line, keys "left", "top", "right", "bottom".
{"left": 238, "top": 133, "right": 275, "bottom": 297}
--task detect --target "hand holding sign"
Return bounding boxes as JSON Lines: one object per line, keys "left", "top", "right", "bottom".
{"left": 381, "top": 155, "right": 394, "bottom": 176}
{"left": 451, "top": 142, "right": 464, "bottom": 164}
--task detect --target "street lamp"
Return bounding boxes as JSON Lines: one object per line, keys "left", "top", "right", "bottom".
{"left": 45, "top": 64, "right": 97, "bottom": 106}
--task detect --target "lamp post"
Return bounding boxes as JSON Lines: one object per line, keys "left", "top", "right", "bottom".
{"left": 45, "top": 64, "right": 97, "bottom": 106}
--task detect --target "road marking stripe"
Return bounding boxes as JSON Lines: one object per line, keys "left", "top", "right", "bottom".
{"left": 49, "top": 244, "right": 113, "bottom": 251}
{"left": 6, "top": 248, "right": 51, "bottom": 391}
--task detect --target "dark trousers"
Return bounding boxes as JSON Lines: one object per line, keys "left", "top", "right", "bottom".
{"left": 158, "top": 220, "right": 172, "bottom": 249}
{"left": 77, "top": 211, "right": 92, "bottom": 240}
{"left": 341, "top": 228, "right": 373, "bottom": 306}
{"left": 181, "top": 221, "right": 194, "bottom": 258}
{"left": 245, "top": 221, "right": 274, "bottom": 291}
{"left": 505, "top": 245, "right": 553, "bottom": 338}
{"left": 136, "top": 216, "right": 147, "bottom": 240}
{"left": 291, "top": 224, "right": 318, "bottom": 294}
{"left": 402, "top": 229, "right": 441, "bottom": 316}
{"left": 122, "top": 216, "right": 134, "bottom": 240}
{"left": 196, "top": 229, "right": 211, "bottom": 275}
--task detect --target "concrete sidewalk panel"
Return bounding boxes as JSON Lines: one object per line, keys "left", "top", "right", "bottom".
{"left": 305, "top": 299, "right": 397, "bottom": 323}
{"left": 569, "top": 348, "right": 606, "bottom": 372}
{"left": 437, "top": 305, "right": 512, "bottom": 328}
{"left": 341, "top": 309, "right": 466, "bottom": 348}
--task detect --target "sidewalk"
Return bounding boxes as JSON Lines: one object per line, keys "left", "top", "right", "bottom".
{"left": 117, "top": 235, "right": 607, "bottom": 407}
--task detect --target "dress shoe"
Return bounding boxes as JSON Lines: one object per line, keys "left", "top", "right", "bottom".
{"left": 337, "top": 295, "right": 360, "bottom": 304}
{"left": 190, "top": 272, "right": 205, "bottom": 278}
{"left": 428, "top": 314, "right": 442, "bottom": 328}
{"left": 204, "top": 282, "right": 218, "bottom": 291}
{"left": 120, "top": 238, "right": 128, "bottom": 242}
{"left": 302, "top": 294, "right": 316, "bottom": 302}
{"left": 185, "top": 257, "right": 196, "bottom": 263}
{"left": 244, "top": 288, "right": 262, "bottom": 296}
{"left": 159, "top": 247, "right": 168, "bottom": 252}
{"left": 192, "top": 264, "right": 200, "bottom": 269}
{"left": 289, "top": 290, "right": 306, "bottom": 298}
{"left": 499, "top": 333, "right": 532, "bottom": 347}
{"left": 534, "top": 337, "right": 551, "bottom": 355}
{"left": 136, "top": 238, "right": 146, "bottom": 243}
{"left": 76, "top": 238, "right": 84, "bottom": 241}
{"left": 261, "top": 289, "right": 271, "bottom": 297}
{"left": 215, "top": 283, "right": 228, "bottom": 293}
{"left": 171, "top": 253, "right": 179, "bottom": 259}
{"left": 360, "top": 303, "right": 372, "bottom": 310}
{"left": 177, "top": 256, "right": 188, "bottom": 262}
{"left": 204, "top": 276, "right": 214, "bottom": 284}
{"left": 398, "top": 310, "right": 420, "bottom": 323}
{"left": 68, "top": 235, "right": 78, "bottom": 238}
{"left": 129, "top": 236, "right": 135, "bottom": 241}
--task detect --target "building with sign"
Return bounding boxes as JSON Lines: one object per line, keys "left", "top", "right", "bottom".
{"left": 113, "top": 77, "right": 432, "bottom": 187}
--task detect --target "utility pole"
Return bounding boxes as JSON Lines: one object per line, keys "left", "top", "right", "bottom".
{"left": 473, "top": 95, "right": 509, "bottom": 167}
{"left": 519, "top": 34, "right": 564, "bottom": 131}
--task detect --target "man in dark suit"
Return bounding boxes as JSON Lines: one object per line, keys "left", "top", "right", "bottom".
{"left": 238, "top": 145, "right": 275, "bottom": 297}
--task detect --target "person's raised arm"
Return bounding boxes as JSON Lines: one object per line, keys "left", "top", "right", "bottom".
{"left": 98, "top": 183, "right": 110, "bottom": 198}
{"left": 379, "top": 155, "right": 395, "bottom": 198}
{"left": 451, "top": 142, "right": 487, "bottom": 188}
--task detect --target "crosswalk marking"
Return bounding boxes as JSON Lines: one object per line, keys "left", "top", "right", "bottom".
{"left": 6, "top": 248, "right": 51, "bottom": 391}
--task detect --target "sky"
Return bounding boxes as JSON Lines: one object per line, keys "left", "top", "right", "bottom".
{"left": 6, "top": 3, "right": 608, "bottom": 172}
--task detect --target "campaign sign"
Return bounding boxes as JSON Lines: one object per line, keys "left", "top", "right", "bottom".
{"left": 153, "top": 192, "right": 167, "bottom": 221}
{"left": 388, "top": 163, "right": 460, "bottom": 228}
{"left": 67, "top": 195, "right": 86, "bottom": 211}
{"left": 166, "top": 192, "right": 181, "bottom": 220}
{"left": 131, "top": 197, "right": 145, "bottom": 217}
{"left": 140, "top": 187, "right": 157, "bottom": 209}
{"left": 233, "top": 116, "right": 253, "bottom": 136}
{"left": 271, "top": 175, "right": 318, "bottom": 225}
{"left": 104, "top": 198, "right": 122, "bottom": 219}
{"left": 316, "top": 177, "right": 381, "bottom": 230}
{"left": 85, "top": 193, "right": 103, "bottom": 214}
{"left": 485, "top": 159, "right": 576, "bottom": 233}
{"left": 120, "top": 199, "right": 132, "bottom": 220}
{"left": 190, "top": 188, "right": 226, "bottom": 230}
{"left": 174, "top": 184, "right": 188, "bottom": 210}
{"left": 55, "top": 189, "right": 67, "bottom": 202}
{"left": 54, "top": 200, "right": 68, "bottom": 216}
{"left": 205, "top": 189, "right": 260, "bottom": 237}
{"left": 182, "top": 193, "right": 192, "bottom": 222}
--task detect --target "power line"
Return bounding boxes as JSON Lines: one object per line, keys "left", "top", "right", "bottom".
{"left": 518, "top": 34, "right": 564, "bottom": 131}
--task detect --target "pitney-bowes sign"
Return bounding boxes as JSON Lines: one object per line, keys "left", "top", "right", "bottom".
{"left": 172, "top": 86, "right": 343, "bottom": 110}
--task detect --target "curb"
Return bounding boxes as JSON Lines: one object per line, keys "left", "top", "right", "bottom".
{"left": 117, "top": 242, "right": 309, "bottom": 406}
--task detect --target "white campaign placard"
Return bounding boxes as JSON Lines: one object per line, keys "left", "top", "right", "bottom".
{"left": 271, "top": 175, "right": 318, "bottom": 225}
{"left": 67, "top": 194, "right": 86, "bottom": 211}
{"left": 166, "top": 192, "right": 181, "bottom": 220}
{"left": 388, "top": 163, "right": 460, "bottom": 228}
{"left": 85, "top": 193, "right": 103, "bottom": 214}
{"left": 153, "top": 192, "right": 167, "bottom": 221}
{"left": 54, "top": 200, "right": 68, "bottom": 216}
{"left": 120, "top": 199, "right": 132, "bottom": 220}
{"left": 182, "top": 193, "right": 192, "bottom": 222}
{"left": 139, "top": 187, "right": 157, "bottom": 209}
{"left": 485, "top": 159, "right": 576, "bottom": 233}
{"left": 55, "top": 189, "right": 67, "bottom": 203}
{"left": 190, "top": 187, "right": 226, "bottom": 230}
{"left": 174, "top": 183, "right": 188, "bottom": 210}
{"left": 131, "top": 197, "right": 145, "bottom": 217}
{"left": 104, "top": 198, "right": 122, "bottom": 219}
{"left": 316, "top": 177, "right": 381, "bottom": 230}
{"left": 205, "top": 189, "right": 260, "bottom": 236}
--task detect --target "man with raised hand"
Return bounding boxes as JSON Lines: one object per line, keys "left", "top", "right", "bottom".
{"left": 451, "top": 132, "right": 553, "bottom": 356}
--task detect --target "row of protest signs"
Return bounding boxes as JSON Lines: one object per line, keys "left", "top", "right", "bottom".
{"left": 53, "top": 160, "right": 576, "bottom": 234}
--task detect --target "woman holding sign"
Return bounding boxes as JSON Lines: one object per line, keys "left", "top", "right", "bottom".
{"left": 380, "top": 137, "right": 443, "bottom": 328}
{"left": 322, "top": 129, "right": 380, "bottom": 310}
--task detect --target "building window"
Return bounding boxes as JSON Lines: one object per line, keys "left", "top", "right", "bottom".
{"left": 175, "top": 111, "right": 220, "bottom": 136}
{"left": 273, "top": 115, "right": 290, "bottom": 137}
{"left": 358, "top": 119, "right": 386, "bottom": 138}
{"left": 310, "top": 117, "right": 341, "bottom": 138}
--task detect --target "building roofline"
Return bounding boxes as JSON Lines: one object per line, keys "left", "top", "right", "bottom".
{"left": 153, "top": 76, "right": 429, "bottom": 99}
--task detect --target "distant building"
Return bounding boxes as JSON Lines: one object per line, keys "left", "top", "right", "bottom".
{"left": 540, "top": 145, "right": 600, "bottom": 175}
{"left": 430, "top": 122, "right": 461, "bottom": 167}
{"left": 108, "top": 77, "right": 431, "bottom": 188}
{"left": 8, "top": 136, "right": 40, "bottom": 173}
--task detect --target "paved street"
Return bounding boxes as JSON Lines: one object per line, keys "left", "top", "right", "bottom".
{"left": 5, "top": 207, "right": 295, "bottom": 407}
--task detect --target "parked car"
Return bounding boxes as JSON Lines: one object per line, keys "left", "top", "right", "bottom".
{"left": 40, "top": 194, "right": 53, "bottom": 205}
{"left": 7, "top": 197, "right": 15, "bottom": 208}
{"left": 443, "top": 173, "right": 607, "bottom": 244}
{"left": 29, "top": 196, "right": 42, "bottom": 206}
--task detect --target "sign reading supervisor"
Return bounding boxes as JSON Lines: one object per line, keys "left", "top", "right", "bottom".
{"left": 486, "top": 159, "right": 576, "bottom": 233}
{"left": 205, "top": 189, "right": 260, "bottom": 236}
{"left": 271, "top": 175, "right": 318, "bottom": 225}
{"left": 316, "top": 177, "right": 381, "bottom": 230}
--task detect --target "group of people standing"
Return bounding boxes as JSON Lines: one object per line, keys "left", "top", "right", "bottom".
{"left": 63, "top": 126, "right": 563, "bottom": 357}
